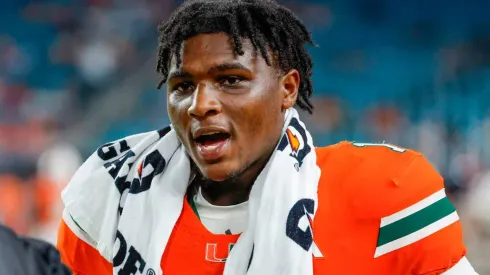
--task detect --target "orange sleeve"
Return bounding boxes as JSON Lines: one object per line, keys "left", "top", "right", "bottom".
{"left": 339, "top": 144, "right": 467, "bottom": 274}
{"left": 390, "top": 156, "right": 466, "bottom": 274}
{"left": 367, "top": 154, "right": 466, "bottom": 274}
{"left": 57, "top": 219, "right": 112, "bottom": 275}
{"left": 406, "top": 222, "right": 466, "bottom": 275}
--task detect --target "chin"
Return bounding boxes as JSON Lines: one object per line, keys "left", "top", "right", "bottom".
{"left": 197, "top": 162, "right": 240, "bottom": 182}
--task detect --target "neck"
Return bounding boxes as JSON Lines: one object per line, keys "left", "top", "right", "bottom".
{"left": 192, "top": 153, "right": 271, "bottom": 206}
{"left": 199, "top": 179, "right": 252, "bottom": 206}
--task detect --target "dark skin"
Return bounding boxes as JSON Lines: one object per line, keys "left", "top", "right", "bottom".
{"left": 167, "top": 33, "right": 300, "bottom": 206}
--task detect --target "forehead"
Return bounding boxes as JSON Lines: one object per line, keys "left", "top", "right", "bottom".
{"left": 169, "top": 33, "right": 259, "bottom": 73}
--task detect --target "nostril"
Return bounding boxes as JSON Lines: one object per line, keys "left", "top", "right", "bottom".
{"left": 205, "top": 109, "right": 218, "bottom": 116}
{"left": 188, "top": 104, "right": 220, "bottom": 118}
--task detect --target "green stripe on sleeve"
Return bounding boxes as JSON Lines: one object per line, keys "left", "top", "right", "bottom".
{"left": 377, "top": 196, "right": 456, "bottom": 247}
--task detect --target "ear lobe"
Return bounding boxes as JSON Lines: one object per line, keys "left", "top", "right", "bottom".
{"left": 281, "top": 69, "right": 300, "bottom": 110}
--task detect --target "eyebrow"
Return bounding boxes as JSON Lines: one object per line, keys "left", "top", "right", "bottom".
{"left": 210, "top": 62, "right": 252, "bottom": 74}
{"left": 167, "top": 71, "right": 193, "bottom": 81}
{"left": 167, "top": 62, "right": 252, "bottom": 81}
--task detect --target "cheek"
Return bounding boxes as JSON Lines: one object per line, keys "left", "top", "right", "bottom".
{"left": 167, "top": 104, "right": 178, "bottom": 127}
{"left": 167, "top": 98, "right": 190, "bottom": 140}
{"left": 167, "top": 92, "right": 193, "bottom": 119}
{"left": 255, "top": 90, "right": 283, "bottom": 129}
{"left": 236, "top": 93, "right": 283, "bottom": 149}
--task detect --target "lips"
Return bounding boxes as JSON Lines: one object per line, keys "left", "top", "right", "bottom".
{"left": 192, "top": 127, "right": 231, "bottom": 161}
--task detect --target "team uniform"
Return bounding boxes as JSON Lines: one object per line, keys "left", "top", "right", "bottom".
{"left": 57, "top": 141, "right": 473, "bottom": 274}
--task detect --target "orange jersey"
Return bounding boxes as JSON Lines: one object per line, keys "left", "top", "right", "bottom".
{"left": 57, "top": 142, "right": 466, "bottom": 275}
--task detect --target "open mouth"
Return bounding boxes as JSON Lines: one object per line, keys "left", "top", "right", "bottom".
{"left": 195, "top": 132, "right": 231, "bottom": 146}
{"left": 193, "top": 132, "right": 231, "bottom": 161}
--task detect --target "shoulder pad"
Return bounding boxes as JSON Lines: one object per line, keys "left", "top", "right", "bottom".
{"left": 317, "top": 142, "right": 443, "bottom": 220}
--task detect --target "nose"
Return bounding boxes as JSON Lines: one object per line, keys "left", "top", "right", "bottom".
{"left": 187, "top": 83, "right": 222, "bottom": 118}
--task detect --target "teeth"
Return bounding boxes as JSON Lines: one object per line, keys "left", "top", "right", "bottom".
{"left": 203, "top": 132, "right": 220, "bottom": 136}
{"left": 203, "top": 144, "right": 219, "bottom": 150}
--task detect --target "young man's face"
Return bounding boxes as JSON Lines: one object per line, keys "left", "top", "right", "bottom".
{"left": 167, "top": 33, "right": 299, "bottom": 182}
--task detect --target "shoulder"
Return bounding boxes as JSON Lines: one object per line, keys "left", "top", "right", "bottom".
{"left": 69, "top": 127, "right": 170, "bottom": 185}
{"left": 61, "top": 127, "right": 171, "bottom": 249}
{"left": 314, "top": 143, "right": 467, "bottom": 269}
{"left": 315, "top": 141, "right": 446, "bottom": 220}
{"left": 315, "top": 141, "right": 420, "bottom": 170}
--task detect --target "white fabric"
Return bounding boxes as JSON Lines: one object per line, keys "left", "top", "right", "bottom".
{"left": 441, "top": 257, "right": 479, "bottom": 275}
{"left": 61, "top": 108, "right": 321, "bottom": 275}
{"left": 193, "top": 187, "right": 249, "bottom": 235}
{"left": 62, "top": 209, "right": 96, "bottom": 248}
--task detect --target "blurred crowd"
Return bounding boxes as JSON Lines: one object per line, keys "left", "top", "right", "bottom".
{"left": 0, "top": 0, "right": 171, "bottom": 242}
{"left": 0, "top": 0, "right": 489, "bottom": 273}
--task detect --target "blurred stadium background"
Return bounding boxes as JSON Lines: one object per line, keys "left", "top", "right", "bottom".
{"left": 0, "top": 0, "right": 489, "bottom": 273}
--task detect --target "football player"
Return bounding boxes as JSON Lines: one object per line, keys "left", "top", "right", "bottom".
{"left": 57, "top": 0, "right": 477, "bottom": 274}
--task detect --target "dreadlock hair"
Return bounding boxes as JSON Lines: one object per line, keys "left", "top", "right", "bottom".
{"left": 156, "top": 0, "right": 317, "bottom": 113}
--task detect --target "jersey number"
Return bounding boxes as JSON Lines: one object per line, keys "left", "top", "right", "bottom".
{"left": 352, "top": 142, "right": 406, "bottom": 153}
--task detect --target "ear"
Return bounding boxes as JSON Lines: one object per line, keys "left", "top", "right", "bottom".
{"left": 280, "top": 69, "right": 300, "bottom": 110}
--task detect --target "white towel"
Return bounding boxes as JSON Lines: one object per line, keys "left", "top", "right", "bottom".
{"left": 61, "top": 108, "right": 321, "bottom": 275}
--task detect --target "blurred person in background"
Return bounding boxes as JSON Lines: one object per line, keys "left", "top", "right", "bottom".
{"left": 56, "top": 0, "right": 478, "bottom": 274}
{"left": 0, "top": 223, "right": 71, "bottom": 275}
{"left": 459, "top": 168, "right": 490, "bottom": 272}
{"left": 32, "top": 118, "right": 82, "bottom": 244}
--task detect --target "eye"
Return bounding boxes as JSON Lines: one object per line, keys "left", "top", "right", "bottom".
{"left": 172, "top": 82, "right": 194, "bottom": 93}
{"left": 219, "top": 76, "right": 244, "bottom": 86}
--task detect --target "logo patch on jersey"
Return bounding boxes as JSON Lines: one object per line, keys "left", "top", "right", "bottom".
{"left": 205, "top": 243, "right": 235, "bottom": 262}
{"left": 278, "top": 117, "right": 311, "bottom": 170}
